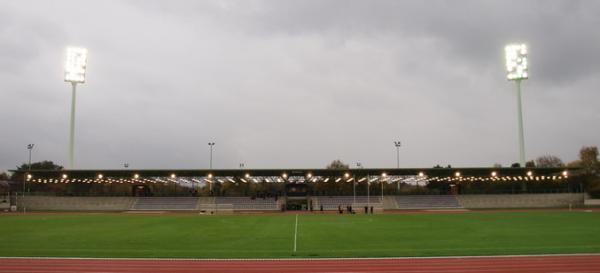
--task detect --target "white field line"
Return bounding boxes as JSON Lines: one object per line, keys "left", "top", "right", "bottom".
{"left": 2, "top": 253, "right": 600, "bottom": 262}
{"left": 293, "top": 214, "right": 298, "bottom": 253}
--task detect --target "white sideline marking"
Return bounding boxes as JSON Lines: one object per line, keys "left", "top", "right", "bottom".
{"left": 1, "top": 253, "right": 600, "bottom": 262}
{"left": 293, "top": 214, "right": 298, "bottom": 253}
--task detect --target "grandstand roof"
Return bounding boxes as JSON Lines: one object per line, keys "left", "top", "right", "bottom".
{"left": 15, "top": 167, "right": 578, "bottom": 184}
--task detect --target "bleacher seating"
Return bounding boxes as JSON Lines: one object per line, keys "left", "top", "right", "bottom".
{"left": 456, "top": 193, "right": 584, "bottom": 208}
{"left": 132, "top": 197, "right": 199, "bottom": 210}
{"left": 391, "top": 195, "right": 462, "bottom": 209}
{"left": 313, "top": 196, "right": 382, "bottom": 210}
{"left": 215, "top": 197, "right": 279, "bottom": 210}
{"left": 21, "top": 196, "right": 136, "bottom": 211}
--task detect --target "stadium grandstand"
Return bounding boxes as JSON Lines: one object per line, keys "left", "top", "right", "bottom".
{"left": 5, "top": 166, "right": 590, "bottom": 213}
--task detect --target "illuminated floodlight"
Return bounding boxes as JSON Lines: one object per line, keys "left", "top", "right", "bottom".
{"left": 306, "top": 172, "right": 312, "bottom": 178}
{"left": 418, "top": 172, "right": 425, "bottom": 177}
{"left": 454, "top": 172, "right": 461, "bottom": 177}
{"left": 562, "top": 170, "right": 568, "bottom": 177}
{"left": 62, "top": 174, "right": 68, "bottom": 179}
{"left": 245, "top": 173, "right": 251, "bottom": 178}
{"left": 207, "top": 173, "right": 213, "bottom": 179}
{"left": 26, "top": 174, "right": 33, "bottom": 179}
{"left": 134, "top": 174, "right": 140, "bottom": 179}
{"left": 344, "top": 172, "right": 350, "bottom": 178}
{"left": 65, "top": 47, "right": 88, "bottom": 83}
{"left": 381, "top": 172, "right": 387, "bottom": 177}
{"left": 505, "top": 44, "right": 528, "bottom": 81}
{"left": 491, "top": 171, "right": 498, "bottom": 177}
{"left": 97, "top": 174, "right": 103, "bottom": 179}
{"left": 526, "top": 171, "right": 533, "bottom": 176}
{"left": 282, "top": 173, "right": 288, "bottom": 179}
{"left": 170, "top": 173, "right": 176, "bottom": 178}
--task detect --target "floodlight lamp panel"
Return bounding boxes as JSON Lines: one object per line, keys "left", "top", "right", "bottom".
{"left": 65, "top": 47, "right": 88, "bottom": 83}
{"left": 505, "top": 43, "right": 528, "bottom": 81}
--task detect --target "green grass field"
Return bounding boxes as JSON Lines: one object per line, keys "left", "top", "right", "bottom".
{"left": 1, "top": 211, "right": 599, "bottom": 258}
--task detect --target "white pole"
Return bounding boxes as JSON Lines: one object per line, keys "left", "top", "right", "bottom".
{"left": 208, "top": 143, "right": 214, "bottom": 192}
{"left": 68, "top": 82, "right": 77, "bottom": 169}
{"left": 395, "top": 143, "right": 400, "bottom": 192}
{"left": 367, "top": 175, "right": 370, "bottom": 211}
{"left": 516, "top": 80, "right": 526, "bottom": 167}
{"left": 381, "top": 177, "right": 384, "bottom": 200}
{"left": 353, "top": 175, "right": 356, "bottom": 205}
{"left": 24, "top": 144, "right": 33, "bottom": 214}
{"left": 293, "top": 214, "right": 298, "bottom": 252}
{"left": 22, "top": 175, "right": 26, "bottom": 214}
{"left": 396, "top": 146, "right": 400, "bottom": 168}
{"left": 209, "top": 145, "right": 213, "bottom": 169}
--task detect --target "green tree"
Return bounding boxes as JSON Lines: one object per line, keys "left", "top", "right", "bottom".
{"left": 535, "top": 155, "right": 564, "bottom": 168}
{"left": 579, "top": 146, "right": 599, "bottom": 173}
{"left": 567, "top": 146, "right": 600, "bottom": 198}
{"left": 525, "top": 160, "right": 535, "bottom": 168}
{"left": 11, "top": 161, "right": 63, "bottom": 181}
{"left": 15, "top": 161, "right": 63, "bottom": 171}
{"left": 326, "top": 159, "right": 349, "bottom": 170}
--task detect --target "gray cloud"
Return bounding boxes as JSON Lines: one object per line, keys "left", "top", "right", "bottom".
{"left": 1, "top": 0, "right": 599, "bottom": 172}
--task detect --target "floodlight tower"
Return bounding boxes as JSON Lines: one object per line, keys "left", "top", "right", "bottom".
{"left": 394, "top": 141, "right": 401, "bottom": 191}
{"left": 208, "top": 142, "right": 215, "bottom": 192}
{"left": 505, "top": 44, "right": 528, "bottom": 167}
{"left": 394, "top": 141, "right": 401, "bottom": 168}
{"left": 23, "top": 144, "right": 34, "bottom": 213}
{"left": 64, "top": 47, "right": 88, "bottom": 169}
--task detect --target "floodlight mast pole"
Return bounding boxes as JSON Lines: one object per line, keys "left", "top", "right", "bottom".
{"left": 394, "top": 141, "right": 401, "bottom": 168}
{"left": 506, "top": 43, "right": 528, "bottom": 167}
{"left": 69, "top": 82, "right": 77, "bottom": 169}
{"left": 65, "top": 47, "right": 87, "bottom": 170}
{"left": 24, "top": 144, "right": 34, "bottom": 213}
{"left": 515, "top": 79, "right": 526, "bottom": 167}
{"left": 367, "top": 177, "right": 370, "bottom": 210}
{"left": 394, "top": 141, "right": 401, "bottom": 192}
{"left": 208, "top": 142, "right": 215, "bottom": 192}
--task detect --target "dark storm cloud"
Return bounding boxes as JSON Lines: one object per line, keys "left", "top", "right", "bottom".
{"left": 1, "top": 0, "right": 599, "bottom": 172}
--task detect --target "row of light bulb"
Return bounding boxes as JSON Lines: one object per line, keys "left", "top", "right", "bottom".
{"left": 26, "top": 170, "right": 568, "bottom": 181}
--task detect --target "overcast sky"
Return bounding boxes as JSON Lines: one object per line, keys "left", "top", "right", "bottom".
{"left": 1, "top": 0, "right": 599, "bottom": 172}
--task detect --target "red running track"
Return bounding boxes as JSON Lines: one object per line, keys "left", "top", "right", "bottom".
{"left": 1, "top": 254, "right": 600, "bottom": 273}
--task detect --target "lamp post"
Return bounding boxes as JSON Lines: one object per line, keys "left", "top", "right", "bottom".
{"left": 367, "top": 177, "right": 370, "bottom": 210}
{"left": 64, "top": 47, "right": 88, "bottom": 170}
{"left": 505, "top": 43, "right": 528, "bottom": 167}
{"left": 27, "top": 144, "right": 34, "bottom": 171}
{"left": 355, "top": 162, "right": 362, "bottom": 205}
{"left": 381, "top": 173, "right": 386, "bottom": 201}
{"left": 394, "top": 141, "right": 401, "bottom": 192}
{"left": 394, "top": 141, "right": 401, "bottom": 168}
{"left": 208, "top": 142, "right": 215, "bottom": 192}
{"left": 23, "top": 144, "right": 34, "bottom": 213}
